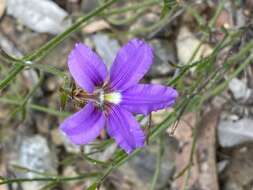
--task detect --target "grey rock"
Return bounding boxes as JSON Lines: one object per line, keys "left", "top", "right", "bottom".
{"left": 81, "top": 0, "right": 99, "bottom": 13}
{"left": 91, "top": 33, "right": 120, "bottom": 67}
{"left": 116, "top": 135, "right": 178, "bottom": 190}
{"left": 218, "top": 160, "right": 229, "bottom": 173}
{"left": 9, "top": 135, "right": 57, "bottom": 190}
{"left": 218, "top": 118, "right": 253, "bottom": 147}
{"left": 147, "top": 39, "right": 175, "bottom": 77}
{"left": 229, "top": 78, "right": 252, "bottom": 102}
{"left": 0, "top": 33, "right": 39, "bottom": 86}
{"left": 6, "top": 0, "right": 71, "bottom": 34}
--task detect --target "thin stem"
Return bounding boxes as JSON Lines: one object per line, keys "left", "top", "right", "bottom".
{"left": 81, "top": 154, "right": 108, "bottom": 166}
{"left": 104, "top": 0, "right": 160, "bottom": 16}
{"left": 150, "top": 136, "right": 164, "bottom": 190}
{"left": 0, "top": 64, "right": 24, "bottom": 90}
{"left": 11, "top": 71, "right": 44, "bottom": 118}
{"left": 130, "top": 7, "right": 183, "bottom": 37}
{"left": 205, "top": 53, "right": 253, "bottom": 100}
{"left": 107, "top": 7, "right": 148, "bottom": 26}
{"left": 0, "top": 97, "right": 70, "bottom": 117}
{"left": 0, "top": 173, "right": 99, "bottom": 185}
{"left": 182, "top": 117, "right": 199, "bottom": 190}
{"left": 208, "top": 0, "right": 226, "bottom": 29}
{"left": 14, "top": 62, "right": 67, "bottom": 78}
{"left": 186, "top": 5, "right": 206, "bottom": 26}
{"left": 11, "top": 164, "right": 53, "bottom": 177}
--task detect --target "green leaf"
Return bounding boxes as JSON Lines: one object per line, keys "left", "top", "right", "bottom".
{"left": 160, "top": 0, "right": 177, "bottom": 18}
{"left": 60, "top": 90, "right": 68, "bottom": 111}
{"left": 86, "top": 183, "right": 97, "bottom": 190}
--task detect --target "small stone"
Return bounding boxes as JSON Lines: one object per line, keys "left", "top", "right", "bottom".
{"left": 0, "top": 0, "right": 5, "bottom": 18}
{"left": 116, "top": 135, "right": 178, "bottom": 189}
{"left": 8, "top": 135, "right": 57, "bottom": 190}
{"left": 82, "top": 20, "right": 110, "bottom": 34}
{"left": 81, "top": 0, "right": 99, "bottom": 13}
{"left": 147, "top": 39, "right": 175, "bottom": 77}
{"left": 229, "top": 78, "right": 251, "bottom": 102}
{"left": 51, "top": 128, "right": 64, "bottom": 146}
{"left": 218, "top": 118, "right": 253, "bottom": 147}
{"left": 91, "top": 33, "right": 120, "bottom": 67}
{"left": 176, "top": 27, "right": 213, "bottom": 68}
{"left": 6, "top": 0, "right": 71, "bottom": 34}
{"left": 63, "top": 166, "right": 78, "bottom": 187}
{"left": 62, "top": 134, "right": 81, "bottom": 154}
{"left": 218, "top": 160, "right": 229, "bottom": 173}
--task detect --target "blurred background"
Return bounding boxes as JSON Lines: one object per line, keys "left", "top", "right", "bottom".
{"left": 1, "top": 0, "right": 253, "bottom": 189}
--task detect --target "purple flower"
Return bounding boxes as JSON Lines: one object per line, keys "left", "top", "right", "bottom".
{"left": 60, "top": 39, "right": 178, "bottom": 154}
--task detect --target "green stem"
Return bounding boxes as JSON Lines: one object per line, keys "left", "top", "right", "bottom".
{"left": 208, "top": 0, "right": 226, "bottom": 29}
{"left": 186, "top": 5, "right": 206, "bottom": 26}
{"left": 0, "top": 64, "right": 24, "bottom": 90}
{"left": 131, "top": 16, "right": 167, "bottom": 35}
{"left": 107, "top": 8, "right": 148, "bottom": 26}
{"left": 0, "top": 97, "right": 70, "bottom": 117}
{"left": 104, "top": 0, "right": 160, "bottom": 15}
{"left": 11, "top": 164, "right": 53, "bottom": 177}
{"left": 0, "top": 173, "right": 99, "bottom": 185}
{"left": 150, "top": 136, "right": 164, "bottom": 190}
{"left": 205, "top": 53, "right": 253, "bottom": 100}
{"left": 11, "top": 72, "right": 44, "bottom": 118}
{"left": 182, "top": 117, "right": 199, "bottom": 190}
{"left": 14, "top": 62, "right": 67, "bottom": 78}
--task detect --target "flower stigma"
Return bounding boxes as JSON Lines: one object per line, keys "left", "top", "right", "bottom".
{"left": 104, "top": 92, "right": 122, "bottom": 105}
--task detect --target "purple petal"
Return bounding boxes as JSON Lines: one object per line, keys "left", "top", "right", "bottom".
{"left": 120, "top": 84, "right": 178, "bottom": 115}
{"left": 60, "top": 102, "right": 105, "bottom": 145}
{"left": 68, "top": 43, "right": 107, "bottom": 93}
{"left": 106, "top": 105, "right": 145, "bottom": 154}
{"left": 109, "top": 39, "right": 153, "bottom": 91}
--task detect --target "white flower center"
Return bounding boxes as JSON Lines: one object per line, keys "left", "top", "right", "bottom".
{"left": 104, "top": 92, "right": 122, "bottom": 105}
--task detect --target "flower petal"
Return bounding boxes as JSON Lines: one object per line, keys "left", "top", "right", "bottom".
{"left": 106, "top": 105, "right": 145, "bottom": 154}
{"left": 120, "top": 84, "right": 178, "bottom": 115}
{"left": 109, "top": 39, "right": 153, "bottom": 91}
{"left": 68, "top": 43, "right": 107, "bottom": 93}
{"left": 60, "top": 102, "right": 105, "bottom": 145}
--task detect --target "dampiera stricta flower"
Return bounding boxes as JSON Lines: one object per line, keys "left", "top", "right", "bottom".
{"left": 60, "top": 39, "right": 178, "bottom": 154}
